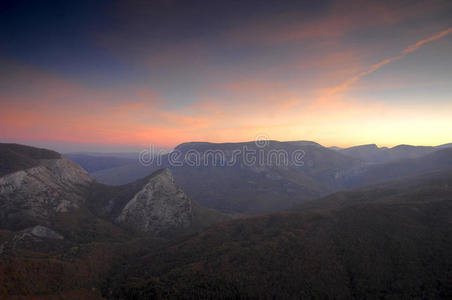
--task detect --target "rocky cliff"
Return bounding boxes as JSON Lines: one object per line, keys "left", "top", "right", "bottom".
{"left": 116, "top": 168, "right": 192, "bottom": 234}
{"left": 0, "top": 143, "right": 230, "bottom": 236}
{"left": 0, "top": 147, "right": 93, "bottom": 229}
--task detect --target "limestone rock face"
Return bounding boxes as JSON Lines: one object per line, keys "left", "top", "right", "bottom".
{"left": 117, "top": 168, "right": 192, "bottom": 234}
{"left": 0, "top": 226, "right": 65, "bottom": 255}
{"left": 23, "top": 225, "right": 64, "bottom": 240}
{"left": 0, "top": 158, "right": 93, "bottom": 228}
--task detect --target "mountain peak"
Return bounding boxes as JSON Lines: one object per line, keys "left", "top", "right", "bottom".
{"left": 116, "top": 168, "right": 192, "bottom": 234}
{"left": 285, "top": 140, "right": 323, "bottom": 147}
{"left": 151, "top": 167, "right": 173, "bottom": 179}
{"left": 347, "top": 144, "right": 379, "bottom": 150}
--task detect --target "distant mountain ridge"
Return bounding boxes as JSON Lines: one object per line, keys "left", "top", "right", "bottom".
{"left": 167, "top": 140, "right": 361, "bottom": 214}
{"left": 63, "top": 153, "right": 136, "bottom": 173}
{"left": 334, "top": 142, "right": 452, "bottom": 163}
{"left": 70, "top": 140, "right": 452, "bottom": 214}
{"left": 83, "top": 141, "right": 360, "bottom": 213}
{"left": 78, "top": 141, "right": 452, "bottom": 185}
{"left": 339, "top": 148, "right": 452, "bottom": 188}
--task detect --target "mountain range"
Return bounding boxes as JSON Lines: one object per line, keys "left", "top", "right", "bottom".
{"left": 68, "top": 141, "right": 452, "bottom": 214}
{"left": 1, "top": 141, "right": 452, "bottom": 299}
{"left": 333, "top": 143, "right": 447, "bottom": 164}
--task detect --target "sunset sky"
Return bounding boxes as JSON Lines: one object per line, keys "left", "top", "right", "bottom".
{"left": 1, "top": 0, "right": 452, "bottom": 152}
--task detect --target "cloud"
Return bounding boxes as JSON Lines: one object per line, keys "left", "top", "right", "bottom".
{"left": 2, "top": 1, "right": 452, "bottom": 150}
{"left": 326, "top": 27, "right": 452, "bottom": 96}
{"left": 402, "top": 27, "right": 452, "bottom": 54}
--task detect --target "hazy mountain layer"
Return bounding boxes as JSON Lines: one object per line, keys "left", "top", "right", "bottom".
{"left": 63, "top": 153, "right": 136, "bottom": 173}
{"left": 340, "top": 148, "right": 452, "bottom": 188}
{"left": 336, "top": 143, "right": 451, "bottom": 163}
{"left": 74, "top": 141, "right": 452, "bottom": 215}
{"left": 89, "top": 141, "right": 362, "bottom": 214}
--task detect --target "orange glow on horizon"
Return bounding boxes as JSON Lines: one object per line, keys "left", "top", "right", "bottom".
{"left": 1, "top": 25, "right": 452, "bottom": 151}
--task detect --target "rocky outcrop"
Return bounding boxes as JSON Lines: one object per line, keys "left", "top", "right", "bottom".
{"left": 23, "top": 225, "right": 64, "bottom": 240}
{"left": 117, "top": 168, "right": 192, "bottom": 234}
{"left": 0, "top": 158, "right": 93, "bottom": 228}
{"left": 0, "top": 226, "right": 65, "bottom": 255}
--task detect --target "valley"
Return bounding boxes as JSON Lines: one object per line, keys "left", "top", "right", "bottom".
{"left": 1, "top": 142, "right": 452, "bottom": 299}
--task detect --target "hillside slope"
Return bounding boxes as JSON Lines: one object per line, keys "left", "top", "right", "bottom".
{"left": 106, "top": 170, "right": 452, "bottom": 299}
{"left": 0, "top": 143, "right": 62, "bottom": 177}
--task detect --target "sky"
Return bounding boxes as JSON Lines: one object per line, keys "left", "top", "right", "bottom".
{"left": 0, "top": 0, "right": 451, "bottom": 152}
